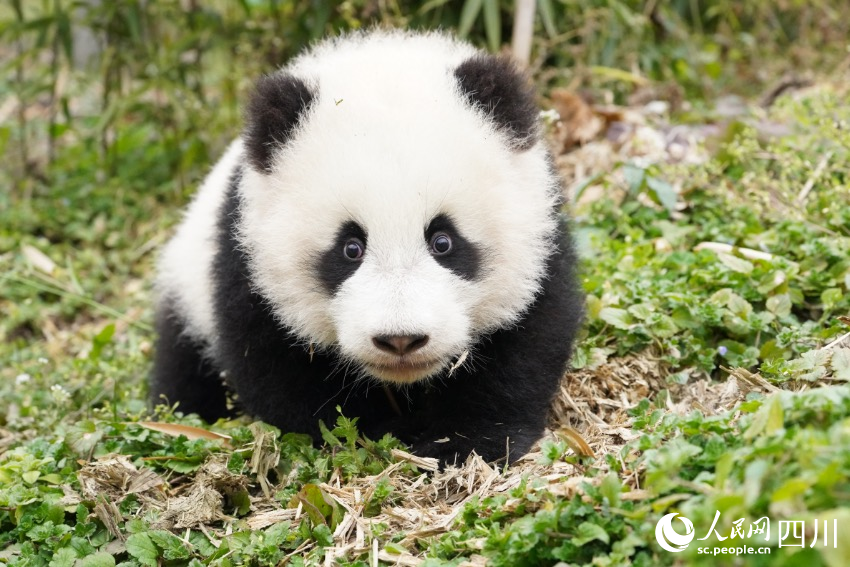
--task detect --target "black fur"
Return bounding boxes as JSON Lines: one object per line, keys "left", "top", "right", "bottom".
{"left": 244, "top": 73, "right": 316, "bottom": 173}
{"left": 207, "top": 174, "right": 398, "bottom": 439}
{"left": 425, "top": 214, "right": 481, "bottom": 281}
{"left": 454, "top": 54, "right": 539, "bottom": 151}
{"left": 317, "top": 221, "right": 368, "bottom": 294}
{"left": 151, "top": 299, "right": 232, "bottom": 422}
{"left": 406, "top": 215, "right": 584, "bottom": 465}
{"left": 152, "top": 167, "right": 584, "bottom": 466}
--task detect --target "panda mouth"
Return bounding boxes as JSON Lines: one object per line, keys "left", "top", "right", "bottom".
{"left": 364, "top": 359, "right": 444, "bottom": 383}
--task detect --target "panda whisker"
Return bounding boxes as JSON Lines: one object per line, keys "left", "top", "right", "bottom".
{"left": 324, "top": 351, "right": 359, "bottom": 387}
{"left": 398, "top": 383, "right": 413, "bottom": 406}
{"left": 312, "top": 376, "right": 354, "bottom": 416}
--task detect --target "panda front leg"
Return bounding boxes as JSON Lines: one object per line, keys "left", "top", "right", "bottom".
{"left": 409, "top": 403, "right": 547, "bottom": 468}
{"left": 409, "top": 241, "right": 584, "bottom": 468}
{"left": 150, "top": 300, "right": 232, "bottom": 422}
{"left": 406, "top": 351, "right": 567, "bottom": 467}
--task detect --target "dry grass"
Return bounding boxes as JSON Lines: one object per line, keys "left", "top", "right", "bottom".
{"left": 59, "top": 91, "right": 770, "bottom": 563}
{"left": 11, "top": 78, "right": 846, "bottom": 565}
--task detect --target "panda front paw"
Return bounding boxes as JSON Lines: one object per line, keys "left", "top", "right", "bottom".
{"left": 409, "top": 422, "right": 543, "bottom": 469}
{"left": 410, "top": 434, "right": 507, "bottom": 469}
{"left": 410, "top": 438, "right": 464, "bottom": 469}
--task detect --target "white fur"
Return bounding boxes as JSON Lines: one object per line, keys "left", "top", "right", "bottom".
{"left": 156, "top": 139, "right": 243, "bottom": 344}
{"left": 238, "top": 31, "right": 558, "bottom": 382}
{"left": 161, "top": 31, "right": 559, "bottom": 383}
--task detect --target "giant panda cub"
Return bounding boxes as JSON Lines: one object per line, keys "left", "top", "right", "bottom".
{"left": 152, "top": 30, "right": 584, "bottom": 466}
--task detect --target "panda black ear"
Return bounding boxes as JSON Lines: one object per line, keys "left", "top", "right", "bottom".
{"left": 244, "top": 73, "right": 316, "bottom": 173}
{"left": 454, "top": 54, "right": 539, "bottom": 151}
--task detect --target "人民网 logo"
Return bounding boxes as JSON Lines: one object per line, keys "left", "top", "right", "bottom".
{"left": 656, "top": 512, "right": 696, "bottom": 553}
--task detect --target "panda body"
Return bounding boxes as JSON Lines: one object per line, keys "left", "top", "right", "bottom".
{"left": 152, "top": 31, "right": 584, "bottom": 466}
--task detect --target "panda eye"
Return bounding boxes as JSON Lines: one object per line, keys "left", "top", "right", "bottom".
{"left": 343, "top": 238, "right": 365, "bottom": 261}
{"left": 429, "top": 232, "right": 452, "bottom": 256}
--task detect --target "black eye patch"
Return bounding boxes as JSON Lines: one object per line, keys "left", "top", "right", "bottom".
{"left": 425, "top": 214, "right": 481, "bottom": 281}
{"left": 317, "top": 221, "right": 367, "bottom": 294}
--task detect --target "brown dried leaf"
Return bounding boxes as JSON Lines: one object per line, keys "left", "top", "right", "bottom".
{"left": 555, "top": 426, "right": 595, "bottom": 458}
{"left": 550, "top": 89, "right": 605, "bottom": 153}
{"left": 136, "top": 421, "right": 232, "bottom": 448}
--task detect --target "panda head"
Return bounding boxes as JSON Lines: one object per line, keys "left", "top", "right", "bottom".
{"left": 236, "top": 31, "right": 560, "bottom": 384}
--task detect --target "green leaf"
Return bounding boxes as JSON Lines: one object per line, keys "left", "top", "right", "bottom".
{"left": 290, "top": 484, "right": 343, "bottom": 530}
{"left": 78, "top": 553, "right": 115, "bottom": 567}
{"left": 717, "top": 252, "right": 754, "bottom": 274}
{"left": 67, "top": 420, "right": 104, "bottom": 455}
{"left": 418, "top": 0, "right": 452, "bottom": 14}
{"left": 622, "top": 163, "right": 645, "bottom": 194}
{"left": 743, "top": 459, "right": 769, "bottom": 507}
{"left": 89, "top": 323, "right": 115, "bottom": 360}
{"left": 162, "top": 458, "right": 204, "bottom": 473}
{"left": 0, "top": 126, "right": 10, "bottom": 156}
{"left": 22, "top": 470, "right": 40, "bottom": 484}
{"left": 714, "top": 453, "right": 734, "bottom": 490}
{"left": 264, "top": 521, "right": 291, "bottom": 547}
{"left": 482, "top": 0, "right": 501, "bottom": 52}
{"left": 573, "top": 521, "right": 610, "bottom": 546}
{"left": 744, "top": 395, "right": 784, "bottom": 440}
{"left": 189, "top": 531, "right": 219, "bottom": 557}
{"left": 384, "top": 542, "right": 408, "bottom": 555}
{"left": 230, "top": 486, "right": 252, "bottom": 516}
{"left": 312, "top": 523, "right": 333, "bottom": 547}
{"left": 585, "top": 294, "right": 603, "bottom": 319}
{"left": 126, "top": 533, "right": 159, "bottom": 567}
{"left": 627, "top": 303, "right": 653, "bottom": 320}
{"left": 599, "top": 307, "right": 631, "bottom": 329}
{"left": 771, "top": 478, "right": 810, "bottom": 502}
{"left": 537, "top": 0, "right": 557, "bottom": 38}
{"left": 646, "top": 176, "right": 678, "bottom": 212}
{"left": 319, "top": 419, "right": 340, "bottom": 447}
{"left": 600, "top": 473, "right": 622, "bottom": 507}
{"left": 458, "top": 0, "right": 483, "bottom": 38}
{"left": 831, "top": 348, "right": 850, "bottom": 380}
{"left": 764, "top": 395, "right": 784, "bottom": 434}
{"left": 48, "top": 548, "right": 77, "bottom": 567}
{"left": 651, "top": 314, "right": 679, "bottom": 338}
{"left": 150, "top": 530, "right": 190, "bottom": 560}
{"left": 766, "top": 294, "right": 792, "bottom": 317}
{"left": 726, "top": 293, "right": 753, "bottom": 317}
{"left": 710, "top": 288, "right": 733, "bottom": 305}
{"left": 55, "top": 10, "right": 73, "bottom": 63}
{"left": 821, "top": 288, "right": 843, "bottom": 308}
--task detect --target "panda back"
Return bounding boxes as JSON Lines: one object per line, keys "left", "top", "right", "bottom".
{"left": 155, "top": 139, "right": 244, "bottom": 347}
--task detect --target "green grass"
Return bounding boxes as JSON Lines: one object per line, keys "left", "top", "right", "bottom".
{"left": 2, "top": 91, "right": 849, "bottom": 565}
{"left": 2, "top": 1, "right": 850, "bottom": 565}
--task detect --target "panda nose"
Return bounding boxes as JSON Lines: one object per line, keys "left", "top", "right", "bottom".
{"left": 372, "top": 334, "right": 429, "bottom": 356}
